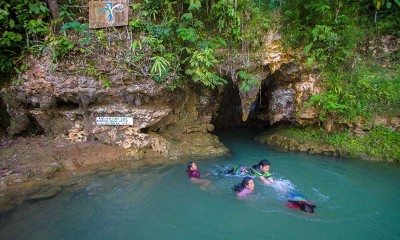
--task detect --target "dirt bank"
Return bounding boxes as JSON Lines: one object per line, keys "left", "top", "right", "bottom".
{"left": 0, "top": 132, "right": 131, "bottom": 189}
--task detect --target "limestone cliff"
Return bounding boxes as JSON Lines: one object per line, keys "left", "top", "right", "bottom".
{"left": 3, "top": 28, "right": 397, "bottom": 160}
{"left": 2, "top": 32, "right": 228, "bottom": 159}
{"left": 1, "top": 28, "right": 323, "bottom": 155}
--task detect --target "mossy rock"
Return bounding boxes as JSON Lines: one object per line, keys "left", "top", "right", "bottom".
{"left": 28, "top": 186, "right": 62, "bottom": 201}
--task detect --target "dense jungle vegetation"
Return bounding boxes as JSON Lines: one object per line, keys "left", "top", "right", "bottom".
{"left": 1, "top": 0, "right": 399, "bottom": 160}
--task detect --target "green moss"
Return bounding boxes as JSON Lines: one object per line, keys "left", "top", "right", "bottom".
{"left": 278, "top": 125, "right": 400, "bottom": 162}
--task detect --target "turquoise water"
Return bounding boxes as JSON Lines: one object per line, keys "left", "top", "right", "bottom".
{"left": 1, "top": 130, "right": 400, "bottom": 240}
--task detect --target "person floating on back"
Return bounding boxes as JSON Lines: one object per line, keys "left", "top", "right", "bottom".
{"left": 233, "top": 176, "right": 255, "bottom": 199}
{"left": 228, "top": 159, "right": 274, "bottom": 185}
{"left": 186, "top": 161, "right": 211, "bottom": 190}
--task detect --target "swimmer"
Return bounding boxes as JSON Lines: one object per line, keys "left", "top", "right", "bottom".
{"left": 233, "top": 177, "right": 255, "bottom": 199}
{"left": 228, "top": 159, "right": 274, "bottom": 185}
{"left": 186, "top": 161, "right": 211, "bottom": 190}
{"left": 286, "top": 192, "right": 317, "bottom": 213}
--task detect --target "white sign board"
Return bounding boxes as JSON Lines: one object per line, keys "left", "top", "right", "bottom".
{"left": 96, "top": 117, "right": 133, "bottom": 125}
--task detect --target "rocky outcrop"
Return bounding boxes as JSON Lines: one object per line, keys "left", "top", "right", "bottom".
{"left": 7, "top": 30, "right": 396, "bottom": 164}
{"left": 257, "top": 133, "right": 342, "bottom": 156}
{"left": 3, "top": 45, "right": 228, "bottom": 160}
{"left": 215, "top": 29, "right": 321, "bottom": 128}
{"left": 261, "top": 31, "right": 321, "bottom": 125}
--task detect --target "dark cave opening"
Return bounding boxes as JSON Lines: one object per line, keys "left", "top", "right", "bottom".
{"left": 211, "top": 77, "right": 272, "bottom": 131}
{"left": 26, "top": 115, "right": 45, "bottom": 135}
{"left": 55, "top": 98, "right": 80, "bottom": 110}
{"left": 0, "top": 98, "right": 46, "bottom": 136}
{"left": 140, "top": 127, "right": 149, "bottom": 134}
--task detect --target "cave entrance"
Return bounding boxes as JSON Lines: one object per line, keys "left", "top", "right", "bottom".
{"left": 211, "top": 77, "right": 272, "bottom": 131}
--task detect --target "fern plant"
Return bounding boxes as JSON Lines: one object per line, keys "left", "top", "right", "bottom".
{"left": 185, "top": 48, "right": 226, "bottom": 88}
{"left": 150, "top": 56, "right": 170, "bottom": 77}
{"left": 237, "top": 70, "right": 257, "bottom": 91}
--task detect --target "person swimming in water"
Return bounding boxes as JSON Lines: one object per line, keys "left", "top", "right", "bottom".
{"left": 186, "top": 161, "right": 211, "bottom": 190}
{"left": 228, "top": 159, "right": 274, "bottom": 185}
{"left": 286, "top": 192, "right": 317, "bottom": 213}
{"left": 233, "top": 177, "right": 255, "bottom": 199}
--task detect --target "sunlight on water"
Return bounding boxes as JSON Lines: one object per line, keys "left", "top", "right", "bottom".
{"left": 0, "top": 130, "right": 399, "bottom": 240}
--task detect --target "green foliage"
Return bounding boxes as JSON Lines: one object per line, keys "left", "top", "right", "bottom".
{"left": 185, "top": 48, "right": 227, "bottom": 88}
{"left": 0, "top": 0, "right": 88, "bottom": 83}
{"left": 151, "top": 56, "right": 170, "bottom": 77}
{"left": 126, "top": 0, "right": 273, "bottom": 90}
{"left": 48, "top": 35, "right": 75, "bottom": 59}
{"left": 279, "top": 125, "right": 400, "bottom": 162}
{"left": 58, "top": 0, "right": 75, "bottom": 22}
{"left": 80, "top": 63, "right": 111, "bottom": 88}
{"left": 177, "top": 27, "right": 197, "bottom": 42}
{"left": 46, "top": 21, "right": 91, "bottom": 58}
{"left": 238, "top": 70, "right": 257, "bottom": 91}
{"left": 306, "top": 62, "right": 400, "bottom": 121}
{"left": 304, "top": 24, "right": 352, "bottom": 66}
{"left": 60, "top": 21, "right": 89, "bottom": 35}
{"left": 212, "top": 0, "right": 242, "bottom": 41}
{"left": 0, "top": 0, "right": 50, "bottom": 77}
{"left": 281, "top": 0, "right": 399, "bottom": 67}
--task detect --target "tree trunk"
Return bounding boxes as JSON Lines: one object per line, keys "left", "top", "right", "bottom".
{"left": 47, "top": 0, "right": 62, "bottom": 33}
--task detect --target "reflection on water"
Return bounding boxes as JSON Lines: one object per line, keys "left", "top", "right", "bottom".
{"left": 0, "top": 130, "right": 399, "bottom": 240}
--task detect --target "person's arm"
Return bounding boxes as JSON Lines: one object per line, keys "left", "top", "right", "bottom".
{"left": 268, "top": 176, "right": 274, "bottom": 183}
{"left": 259, "top": 176, "right": 274, "bottom": 184}
{"left": 190, "top": 178, "right": 211, "bottom": 190}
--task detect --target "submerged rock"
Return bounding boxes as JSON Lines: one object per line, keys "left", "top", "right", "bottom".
{"left": 28, "top": 185, "right": 62, "bottom": 201}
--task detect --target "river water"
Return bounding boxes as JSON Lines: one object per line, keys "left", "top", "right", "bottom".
{"left": 0, "top": 130, "right": 399, "bottom": 240}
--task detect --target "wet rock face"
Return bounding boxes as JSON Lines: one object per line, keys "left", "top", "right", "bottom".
{"left": 0, "top": 93, "right": 29, "bottom": 135}
{"left": 274, "top": 61, "right": 301, "bottom": 83}
{"left": 213, "top": 59, "right": 319, "bottom": 128}
{"left": 213, "top": 29, "right": 321, "bottom": 128}
{"left": 269, "top": 88, "right": 295, "bottom": 124}
{"left": 4, "top": 54, "right": 228, "bottom": 158}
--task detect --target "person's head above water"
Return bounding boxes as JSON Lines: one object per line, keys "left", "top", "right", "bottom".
{"left": 242, "top": 177, "right": 255, "bottom": 190}
{"left": 187, "top": 161, "right": 197, "bottom": 171}
{"left": 233, "top": 176, "right": 255, "bottom": 192}
{"left": 258, "top": 159, "right": 271, "bottom": 173}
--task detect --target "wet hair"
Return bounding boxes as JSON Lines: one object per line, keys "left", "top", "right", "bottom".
{"left": 233, "top": 177, "right": 253, "bottom": 192}
{"left": 300, "top": 203, "right": 317, "bottom": 213}
{"left": 187, "top": 162, "right": 194, "bottom": 169}
{"left": 258, "top": 159, "right": 270, "bottom": 167}
{"left": 288, "top": 200, "right": 317, "bottom": 213}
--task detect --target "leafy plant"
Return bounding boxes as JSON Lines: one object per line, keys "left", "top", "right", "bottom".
{"left": 212, "top": 0, "right": 241, "bottom": 41}
{"left": 185, "top": 48, "right": 227, "bottom": 88}
{"left": 176, "top": 27, "right": 197, "bottom": 42}
{"left": 306, "top": 62, "right": 400, "bottom": 121}
{"left": 150, "top": 56, "right": 170, "bottom": 77}
{"left": 0, "top": 0, "right": 50, "bottom": 79}
{"left": 238, "top": 70, "right": 257, "bottom": 91}
{"left": 80, "top": 64, "right": 111, "bottom": 88}
{"left": 48, "top": 35, "right": 75, "bottom": 59}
